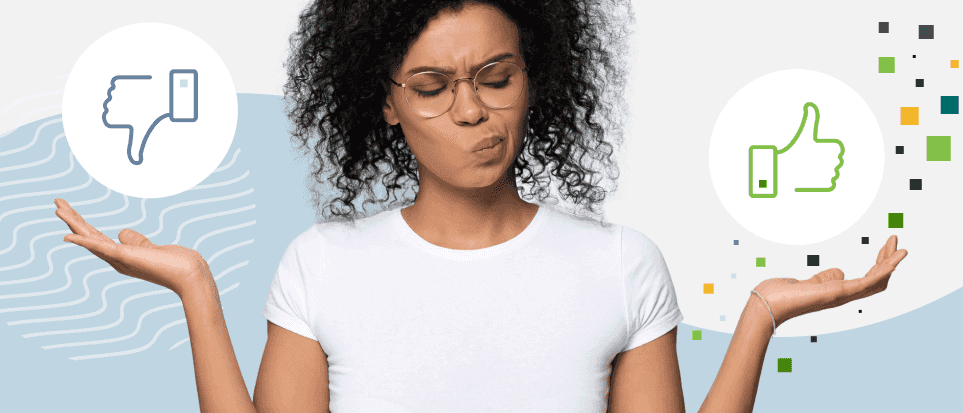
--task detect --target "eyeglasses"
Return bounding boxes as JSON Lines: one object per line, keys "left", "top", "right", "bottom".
{"left": 387, "top": 61, "right": 528, "bottom": 118}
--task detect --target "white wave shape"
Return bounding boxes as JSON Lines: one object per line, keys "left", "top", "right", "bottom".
{"left": 0, "top": 188, "right": 110, "bottom": 228}
{"left": 1, "top": 194, "right": 129, "bottom": 255}
{"left": 1, "top": 189, "right": 253, "bottom": 276}
{"left": 212, "top": 148, "right": 241, "bottom": 173}
{"left": 193, "top": 221, "right": 255, "bottom": 251}
{"left": 0, "top": 167, "right": 92, "bottom": 203}
{"left": 19, "top": 261, "right": 247, "bottom": 335}
{"left": 63, "top": 282, "right": 239, "bottom": 360}
{"left": 0, "top": 132, "right": 66, "bottom": 173}
{"left": 0, "top": 117, "right": 62, "bottom": 157}
{"left": 0, "top": 149, "right": 75, "bottom": 189}
{"left": 191, "top": 170, "right": 249, "bottom": 191}
{"left": 171, "top": 205, "right": 255, "bottom": 246}
{"left": 5, "top": 256, "right": 249, "bottom": 322}
{"left": 169, "top": 336, "right": 190, "bottom": 351}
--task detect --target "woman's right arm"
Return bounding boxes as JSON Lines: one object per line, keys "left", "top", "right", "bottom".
{"left": 179, "top": 275, "right": 331, "bottom": 413}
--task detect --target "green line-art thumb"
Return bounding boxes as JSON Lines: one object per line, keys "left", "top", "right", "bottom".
{"left": 748, "top": 102, "right": 845, "bottom": 198}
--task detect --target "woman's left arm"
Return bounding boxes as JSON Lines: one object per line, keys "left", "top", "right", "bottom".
{"left": 697, "top": 235, "right": 908, "bottom": 413}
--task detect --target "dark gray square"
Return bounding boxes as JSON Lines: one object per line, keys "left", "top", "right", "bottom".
{"left": 916, "top": 79, "right": 924, "bottom": 87}
{"left": 879, "top": 22, "right": 889, "bottom": 33}
{"left": 920, "top": 25, "right": 934, "bottom": 39}
{"left": 862, "top": 237, "right": 869, "bottom": 244}
{"left": 910, "top": 179, "right": 922, "bottom": 190}
{"left": 896, "top": 146, "right": 904, "bottom": 154}
{"left": 807, "top": 255, "right": 819, "bottom": 266}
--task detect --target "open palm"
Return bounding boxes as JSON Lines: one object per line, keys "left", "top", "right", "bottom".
{"left": 753, "top": 234, "right": 908, "bottom": 329}
{"left": 54, "top": 198, "right": 210, "bottom": 296}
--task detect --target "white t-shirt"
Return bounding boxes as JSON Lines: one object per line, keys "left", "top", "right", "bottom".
{"left": 263, "top": 203, "right": 684, "bottom": 413}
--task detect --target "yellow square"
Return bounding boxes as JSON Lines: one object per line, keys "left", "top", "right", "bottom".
{"left": 952, "top": 60, "right": 960, "bottom": 68}
{"left": 901, "top": 107, "right": 919, "bottom": 125}
{"left": 704, "top": 283, "right": 714, "bottom": 294}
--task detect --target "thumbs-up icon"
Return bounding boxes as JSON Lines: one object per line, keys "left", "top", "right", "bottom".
{"left": 748, "top": 102, "right": 845, "bottom": 198}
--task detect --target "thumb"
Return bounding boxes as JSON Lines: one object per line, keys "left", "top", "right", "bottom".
{"left": 118, "top": 228, "right": 156, "bottom": 248}
{"left": 786, "top": 102, "right": 820, "bottom": 151}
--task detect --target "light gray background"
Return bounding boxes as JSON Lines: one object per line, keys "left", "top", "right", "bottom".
{"left": 1, "top": 0, "right": 960, "bottom": 411}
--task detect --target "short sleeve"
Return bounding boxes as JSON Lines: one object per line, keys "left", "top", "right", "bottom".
{"left": 621, "top": 226, "right": 684, "bottom": 352}
{"left": 263, "top": 229, "right": 319, "bottom": 342}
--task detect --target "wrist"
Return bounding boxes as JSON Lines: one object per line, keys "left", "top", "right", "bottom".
{"left": 747, "top": 294, "right": 777, "bottom": 335}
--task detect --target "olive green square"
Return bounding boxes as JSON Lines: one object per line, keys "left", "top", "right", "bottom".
{"left": 778, "top": 358, "right": 792, "bottom": 372}
{"left": 927, "top": 136, "right": 951, "bottom": 161}
{"left": 692, "top": 330, "right": 702, "bottom": 340}
{"left": 756, "top": 257, "right": 765, "bottom": 267}
{"left": 888, "top": 213, "right": 903, "bottom": 228}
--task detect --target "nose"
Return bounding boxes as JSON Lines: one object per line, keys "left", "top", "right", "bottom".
{"left": 448, "top": 78, "right": 487, "bottom": 125}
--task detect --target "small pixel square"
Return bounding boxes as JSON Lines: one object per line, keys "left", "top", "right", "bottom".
{"left": 179, "top": 79, "right": 188, "bottom": 88}
{"left": 734, "top": 240, "right": 739, "bottom": 245}
{"left": 778, "top": 358, "right": 792, "bottom": 373}
{"left": 859, "top": 309, "right": 862, "bottom": 313}
{"left": 879, "top": 22, "right": 889, "bottom": 33}
{"left": 862, "top": 236, "right": 869, "bottom": 244}
{"left": 759, "top": 179, "right": 767, "bottom": 188}
{"left": 731, "top": 273, "right": 737, "bottom": 279}
{"left": 913, "top": 55, "right": 916, "bottom": 58}
{"left": 953, "top": 60, "right": 960, "bottom": 68}
{"left": 888, "top": 213, "right": 903, "bottom": 229}
{"left": 910, "top": 179, "right": 922, "bottom": 190}
{"left": 704, "top": 284, "right": 714, "bottom": 294}
{"left": 756, "top": 257, "right": 765, "bottom": 267}
{"left": 919, "top": 24, "right": 934, "bottom": 39}
{"left": 811, "top": 336, "right": 817, "bottom": 342}
{"left": 692, "top": 330, "right": 702, "bottom": 340}
{"left": 878, "top": 57, "right": 895, "bottom": 73}
{"left": 807, "top": 255, "right": 819, "bottom": 266}
{"left": 896, "top": 146, "right": 904, "bottom": 154}
{"left": 916, "top": 79, "right": 924, "bottom": 87}
{"left": 941, "top": 96, "right": 959, "bottom": 114}
{"left": 720, "top": 315, "right": 726, "bottom": 321}
{"left": 900, "top": 107, "right": 919, "bottom": 125}
{"left": 926, "top": 135, "right": 951, "bottom": 161}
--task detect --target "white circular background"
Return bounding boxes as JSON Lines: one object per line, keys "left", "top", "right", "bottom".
{"left": 62, "top": 22, "right": 238, "bottom": 199}
{"left": 709, "top": 69, "right": 885, "bottom": 245}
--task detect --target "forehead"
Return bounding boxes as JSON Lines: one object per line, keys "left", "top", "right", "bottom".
{"left": 402, "top": 3, "right": 520, "bottom": 68}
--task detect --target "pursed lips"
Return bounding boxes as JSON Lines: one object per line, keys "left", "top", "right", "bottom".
{"left": 471, "top": 136, "right": 505, "bottom": 152}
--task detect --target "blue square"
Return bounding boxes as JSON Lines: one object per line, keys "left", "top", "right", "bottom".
{"left": 720, "top": 315, "right": 726, "bottom": 321}
{"left": 734, "top": 240, "right": 739, "bottom": 245}
{"left": 180, "top": 79, "right": 189, "bottom": 88}
{"left": 731, "top": 273, "right": 736, "bottom": 279}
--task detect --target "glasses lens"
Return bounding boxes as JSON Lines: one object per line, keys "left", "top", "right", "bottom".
{"left": 476, "top": 62, "right": 523, "bottom": 109}
{"left": 405, "top": 73, "right": 452, "bottom": 118}
{"left": 403, "top": 62, "right": 525, "bottom": 118}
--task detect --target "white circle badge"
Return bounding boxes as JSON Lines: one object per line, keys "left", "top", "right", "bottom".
{"left": 708, "top": 69, "right": 885, "bottom": 245}
{"left": 62, "top": 22, "right": 238, "bottom": 199}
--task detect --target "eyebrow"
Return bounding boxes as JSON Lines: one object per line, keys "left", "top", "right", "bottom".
{"left": 403, "top": 52, "right": 516, "bottom": 78}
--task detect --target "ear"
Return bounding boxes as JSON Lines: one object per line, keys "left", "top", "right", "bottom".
{"left": 383, "top": 91, "right": 401, "bottom": 126}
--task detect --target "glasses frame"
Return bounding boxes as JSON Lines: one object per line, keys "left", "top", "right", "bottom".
{"left": 387, "top": 61, "right": 528, "bottom": 119}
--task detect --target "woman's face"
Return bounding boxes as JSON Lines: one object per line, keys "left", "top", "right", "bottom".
{"left": 383, "top": 2, "right": 531, "bottom": 190}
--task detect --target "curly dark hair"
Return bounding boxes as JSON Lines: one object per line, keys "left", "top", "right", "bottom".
{"left": 283, "top": 0, "right": 633, "bottom": 226}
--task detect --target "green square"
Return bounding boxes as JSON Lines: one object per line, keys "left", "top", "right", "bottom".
{"left": 755, "top": 257, "right": 765, "bottom": 267}
{"left": 778, "top": 358, "right": 792, "bottom": 372}
{"left": 888, "top": 213, "right": 903, "bottom": 228}
{"left": 941, "top": 96, "right": 959, "bottom": 114}
{"left": 692, "top": 330, "right": 702, "bottom": 340}
{"left": 927, "top": 135, "right": 951, "bottom": 161}
{"left": 878, "top": 57, "right": 895, "bottom": 73}
{"left": 759, "top": 179, "right": 767, "bottom": 188}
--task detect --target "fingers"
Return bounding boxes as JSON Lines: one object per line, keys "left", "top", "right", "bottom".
{"left": 119, "top": 228, "right": 155, "bottom": 248}
{"left": 54, "top": 198, "right": 113, "bottom": 243}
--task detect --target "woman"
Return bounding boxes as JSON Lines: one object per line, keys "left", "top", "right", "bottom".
{"left": 54, "top": 0, "right": 908, "bottom": 412}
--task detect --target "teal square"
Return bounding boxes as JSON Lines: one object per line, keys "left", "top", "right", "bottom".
{"left": 888, "top": 213, "right": 903, "bottom": 229}
{"left": 692, "top": 330, "right": 702, "bottom": 340}
{"left": 778, "top": 358, "right": 792, "bottom": 372}
{"left": 878, "top": 57, "right": 895, "bottom": 73}
{"left": 941, "top": 96, "right": 959, "bottom": 114}
{"left": 926, "top": 136, "right": 951, "bottom": 161}
{"left": 756, "top": 257, "right": 766, "bottom": 267}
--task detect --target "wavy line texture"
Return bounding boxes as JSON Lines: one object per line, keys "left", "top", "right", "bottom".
{"left": 0, "top": 114, "right": 255, "bottom": 361}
